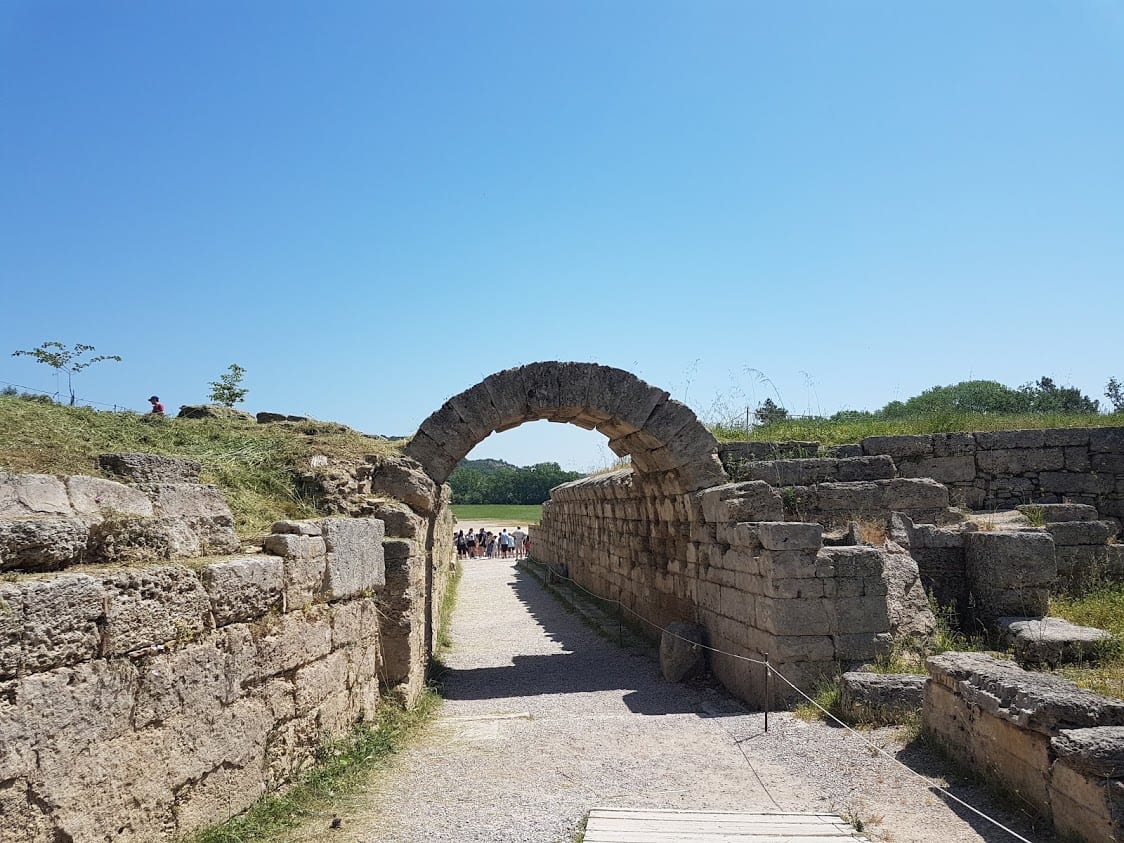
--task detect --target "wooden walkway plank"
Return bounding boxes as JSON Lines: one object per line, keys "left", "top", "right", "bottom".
{"left": 583, "top": 808, "right": 867, "bottom": 842}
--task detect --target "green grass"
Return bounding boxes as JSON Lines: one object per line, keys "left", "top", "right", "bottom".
{"left": 1051, "top": 584, "right": 1124, "bottom": 699}
{"left": 711, "top": 412, "right": 1120, "bottom": 446}
{"left": 189, "top": 691, "right": 440, "bottom": 843}
{"left": 0, "top": 395, "right": 400, "bottom": 535}
{"left": 451, "top": 503, "right": 542, "bottom": 525}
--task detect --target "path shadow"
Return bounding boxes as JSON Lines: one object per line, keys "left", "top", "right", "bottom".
{"left": 439, "top": 563, "right": 739, "bottom": 717}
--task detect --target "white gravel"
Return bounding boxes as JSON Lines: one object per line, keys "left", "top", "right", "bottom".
{"left": 283, "top": 558, "right": 1057, "bottom": 843}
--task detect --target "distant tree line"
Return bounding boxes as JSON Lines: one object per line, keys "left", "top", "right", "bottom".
{"left": 448, "top": 459, "right": 583, "bottom": 504}
{"left": 751, "top": 376, "right": 1122, "bottom": 427}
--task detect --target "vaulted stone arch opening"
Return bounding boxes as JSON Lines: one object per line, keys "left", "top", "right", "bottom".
{"left": 404, "top": 362, "right": 727, "bottom": 493}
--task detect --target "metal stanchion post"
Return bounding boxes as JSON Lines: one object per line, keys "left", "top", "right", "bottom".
{"left": 764, "top": 653, "right": 770, "bottom": 733}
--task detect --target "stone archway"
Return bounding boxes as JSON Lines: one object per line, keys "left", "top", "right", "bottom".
{"left": 404, "top": 362, "right": 727, "bottom": 493}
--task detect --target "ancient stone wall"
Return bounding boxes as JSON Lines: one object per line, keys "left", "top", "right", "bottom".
{"left": 0, "top": 452, "right": 450, "bottom": 842}
{"left": 531, "top": 470, "right": 929, "bottom": 705}
{"left": 1, "top": 516, "right": 387, "bottom": 842}
{"left": 857, "top": 427, "right": 1124, "bottom": 517}
{"left": 926, "top": 652, "right": 1124, "bottom": 843}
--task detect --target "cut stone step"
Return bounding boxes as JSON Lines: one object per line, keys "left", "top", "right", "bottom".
{"left": 998, "top": 616, "right": 1114, "bottom": 667}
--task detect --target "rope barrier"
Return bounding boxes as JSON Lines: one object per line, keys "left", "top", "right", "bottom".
{"left": 0, "top": 379, "right": 127, "bottom": 410}
{"left": 527, "top": 558, "right": 1037, "bottom": 843}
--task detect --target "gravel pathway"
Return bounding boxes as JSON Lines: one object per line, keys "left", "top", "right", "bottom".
{"left": 284, "top": 558, "right": 1056, "bottom": 843}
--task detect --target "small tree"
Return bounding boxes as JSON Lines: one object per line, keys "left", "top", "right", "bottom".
{"left": 209, "top": 364, "right": 249, "bottom": 407}
{"left": 754, "top": 398, "right": 789, "bottom": 425}
{"left": 1107, "top": 377, "right": 1124, "bottom": 413}
{"left": 11, "top": 341, "right": 121, "bottom": 406}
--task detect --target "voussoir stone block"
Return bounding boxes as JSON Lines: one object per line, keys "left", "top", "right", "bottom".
{"left": 202, "top": 556, "right": 284, "bottom": 626}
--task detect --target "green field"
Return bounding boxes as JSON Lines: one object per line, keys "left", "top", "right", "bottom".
{"left": 451, "top": 504, "right": 542, "bottom": 525}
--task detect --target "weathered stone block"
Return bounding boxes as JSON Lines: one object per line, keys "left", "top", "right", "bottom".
{"left": 262, "top": 533, "right": 326, "bottom": 560}
{"left": 0, "top": 584, "right": 22, "bottom": 678}
{"left": 1090, "top": 427, "right": 1124, "bottom": 453}
{"left": 660, "top": 621, "right": 705, "bottom": 682}
{"left": 270, "top": 519, "right": 322, "bottom": 536}
{"left": 1018, "top": 502, "right": 1097, "bottom": 522}
{"left": 101, "top": 565, "right": 213, "bottom": 655}
{"left": 1047, "top": 520, "right": 1117, "bottom": 546}
{"left": 366, "top": 456, "right": 439, "bottom": 514}
{"left": 99, "top": 452, "right": 202, "bottom": 483}
{"left": 975, "top": 429, "right": 1047, "bottom": 450}
{"left": 65, "top": 475, "right": 153, "bottom": 517}
{"left": 965, "top": 531, "right": 1056, "bottom": 621}
{"left": 898, "top": 455, "right": 976, "bottom": 483}
{"left": 0, "top": 517, "right": 89, "bottom": 571}
{"left": 318, "top": 517, "right": 385, "bottom": 599}
{"left": 836, "top": 455, "right": 897, "bottom": 482}
{"left": 977, "top": 447, "right": 1064, "bottom": 475}
{"left": 840, "top": 672, "right": 925, "bottom": 723}
{"left": 862, "top": 434, "right": 933, "bottom": 459}
{"left": 754, "top": 522, "right": 823, "bottom": 551}
{"left": 202, "top": 556, "right": 284, "bottom": 626}
{"left": 20, "top": 574, "right": 104, "bottom": 673}
{"left": 0, "top": 473, "right": 72, "bottom": 517}
{"left": 998, "top": 616, "right": 1113, "bottom": 667}
{"left": 883, "top": 477, "right": 950, "bottom": 512}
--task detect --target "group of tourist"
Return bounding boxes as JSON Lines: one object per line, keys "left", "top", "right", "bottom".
{"left": 455, "top": 526, "right": 529, "bottom": 560}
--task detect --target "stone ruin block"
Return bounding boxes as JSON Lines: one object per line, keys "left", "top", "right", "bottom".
{"left": 998, "top": 617, "right": 1113, "bottom": 668}
{"left": 965, "top": 531, "right": 1056, "bottom": 623}
{"left": 64, "top": 475, "right": 153, "bottom": 517}
{"left": 0, "top": 517, "right": 90, "bottom": 571}
{"left": 840, "top": 672, "right": 925, "bottom": 724}
{"left": 98, "top": 452, "right": 202, "bottom": 484}
{"left": 202, "top": 556, "right": 284, "bottom": 626}
{"left": 0, "top": 473, "right": 72, "bottom": 517}
{"left": 1050, "top": 726, "right": 1124, "bottom": 843}
{"left": 1018, "top": 502, "right": 1098, "bottom": 522}
{"left": 318, "top": 517, "right": 385, "bottom": 600}
{"left": 101, "top": 565, "right": 213, "bottom": 656}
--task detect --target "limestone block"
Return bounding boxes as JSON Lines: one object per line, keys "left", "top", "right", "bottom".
{"left": 172, "top": 756, "right": 266, "bottom": 836}
{"left": 1053, "top": 726, "right": 1124, "bottom": 778}
{"left": 331, "top": 598, "right": 379, "bottom": 649}
{"left": 366, "top": 456, "right": 439, "bottom": 514}
{"left": 1018, "top": 502, "right": 1097, "bottom": 522}
{"left": 132, "top": 637, "right": 237, "bottom": 728}
{"left": 965, "top": 531, "right": 1056, "bottom": 621}
{"left": 318, "top": 517, "right": 385, "bottom": 599}
{"left": 755, "top": 522, "right": 822, "bottom": 551}
{"left": 0, "top": 778, "right": 56, "bottom": 843}
{"left": 0, "top": 584, "right": 22, "bottom": 678}
{"left": 931, "top": 432, "right": 977, "bottom": 457}
{"left": 976, "top": 447, "right": 1064, "bottom": 475}
{"left": 86, "top": 515, "right": 175, "bottom": 564}
{"left": 1090, "top": 427, "right": 1124, "bottom": 453}
{"left": 756, "top": 595, "right": 835, "bottom": 635}
{"left": 884, "top": 477, "right": 949, "bottom": 511}
{"left": 836, "top": 455, "right": 898, "bottom": 482}
{"left": 926, "top": 651, "right": 1124, "bottom": 734}
{"left": 136, "top": 481, "right": 231, "bottom": 519}
{"left": 294, "top": 649, "right": 350, "bottom": 715}
{"left": 862, "top": 434, "right": 933, "bottom": 458}
{"left": 819, "top": 546, "right": 884, "bottom": 578}
{"left": 177, "top": 403, "right": 255, "bottom": 421}
{"left": 815, "top": 481, "right": 884, "bottom": 513}
{"left": 20, "top": 574, "right": 104, "bottom": 673}
{"left": 1048, "top": 759, "right": 1123, "bottom": 843}
{"left": 897, "top": 455, "right": 976, "bottom": 483}
{"left": 1047, "top": 520, "right": 1117, "bottom": 546}
{"left": 998, "top": 617, "right": 1113, "bottom": 667}
{"left": 101, "top": 565, "right": 213, "bottom": 656}
{"left": 270, "top": 519, "right": 322, "bottom": 536}
{"left": 975, "top": 429, "right": 1048, "bottom": 450}
{"left": 99, "top": 452, "right": 202, "bottom": 483}
{"left": 0, "top": 659, "right": 140, "bottom": 782}
{"left": 877, "top": 548, "right": 935, "bottom": 641}
{"left": 660, "top": 621, "right": 705, "bottom": 682}
{"left": 202, "top": 556, "right": 284, "bottom": 626}
{"left": 282, "top": 556, "right": 328, "bottom": 610}
{"left": 0, "top": 516, "right": 89, "bottom": 571}
{"left": 364, "top": 498, "right": 426, "bottom": 539}
{"left": 263, "top": 532, "right": 326, "bottom": 560}
{"left": 64, "top": 475, "right": 153, "bottom": 517}
{"left": 835, "top": 595, "right": 890, "bottom": 634}
{"left": 0, "top": 473, "right": 72, "bottom": 517}
{"left": 253, "top": 608, "right": 332, "bottom": 677}
{"left": 840, "top": 672, "right": 925, "bottom": 723}
{"left": 1040, "top": 470, "right": 1112, "bottom": 496}
{"left": 835, "top": 631, "right": 891, "bottom": 661}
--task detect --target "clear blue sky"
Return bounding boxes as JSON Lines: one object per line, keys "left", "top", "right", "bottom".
{"left": 2, "top": 2, "right": 1121, "bottom": 470}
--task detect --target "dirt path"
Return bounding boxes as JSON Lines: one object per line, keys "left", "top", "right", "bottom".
{"left": 282, "top": 558, "right": 1055, "bottom": 843}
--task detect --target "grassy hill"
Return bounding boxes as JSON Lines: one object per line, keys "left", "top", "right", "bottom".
{"left": 712, "top": 412, "right": 1123, "bottom": 445}
{"left": 0, "top": 396, "right": 400, "bottom": 534}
